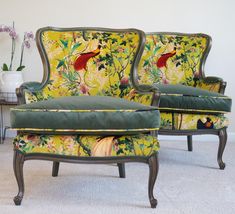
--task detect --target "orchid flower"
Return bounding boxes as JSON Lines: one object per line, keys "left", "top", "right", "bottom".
{"left": 0, "top": 22, "right": 34, "bottom": 71}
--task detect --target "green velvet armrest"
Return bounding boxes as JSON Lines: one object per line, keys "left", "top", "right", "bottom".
{"left": 16, "top": 82, "right": 42, "bottom": 104}
{"left": 195, "top": 76, "right": 227, "bottom": 94}
{"left": 138, "top": 84, "right": 159, "bottom": 92}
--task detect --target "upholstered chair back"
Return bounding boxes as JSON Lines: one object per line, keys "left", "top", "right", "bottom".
{"left": 138, "top": 33, "right": 211, "bottom": 86}
{"left": 25, "top": 27, "right": 153, "bottom": 104}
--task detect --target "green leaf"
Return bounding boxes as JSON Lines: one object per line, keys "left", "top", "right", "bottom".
{"left": 117, "top": 149, "right": 123, "bottom": 155}
{"left": 153, "top": 46, "right": 161, "bottom": 55}
{"left": 71, "top": 42, "right": 81, "bottom": 53}
{"left": 2, "top": 63, "right": 9, "bottom": 71}
{"left": 112, "top": 38, "right": 118, "bottom": 44}
{"left": 62, "top": 72, "right": 69, "bottom": 79}
{"left": 120, "top": 41, "right": 127, "bottom": 46}
{"left": 56, "top": 60, "right": 65, "bottom": 69}
{"left": 60, "top": 39, "right": 68, "bottom": 48}
{"left": 146, "top": 44, "right": 151, "bottom": 51}
{"left": 16, "top": 65, "right": 25, "bottom": 71}
{"left": 143, "top": 60, "right": 149, "bottom": 67}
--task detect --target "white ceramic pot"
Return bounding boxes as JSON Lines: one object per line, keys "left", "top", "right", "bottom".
{"left": 0, "top": 71, "right": 24, "bottom": 102}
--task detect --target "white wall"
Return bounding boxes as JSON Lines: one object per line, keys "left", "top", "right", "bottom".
{"left": 1, "top": 0, "right": 235, "bottom": 133}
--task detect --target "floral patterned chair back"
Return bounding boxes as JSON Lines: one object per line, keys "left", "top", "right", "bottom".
{"left": 138, "top": 33, "right": 211, "bottom": 86}
{"left": 25, "top": 27, "right": 152, "bottom": 104}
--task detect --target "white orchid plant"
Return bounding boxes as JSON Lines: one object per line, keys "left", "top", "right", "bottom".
{"left": 0, "top": 22, "right": 34, "bottom": 71}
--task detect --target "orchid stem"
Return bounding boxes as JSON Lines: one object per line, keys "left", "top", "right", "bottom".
{"left": 9, "top": 21, "right": 15, "bottom": 71}
{"left": 19, "top": 35, "right": 25, "bottom": 67}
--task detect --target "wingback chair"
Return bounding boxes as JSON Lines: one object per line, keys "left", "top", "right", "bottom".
{"left": 10, "top": 27, "right": 161, "bottom": 208}
{"left": 138, "top": 32, "right": 232, "bottom": 169}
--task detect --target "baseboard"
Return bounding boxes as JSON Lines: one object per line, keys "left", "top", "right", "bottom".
{"left": 5, "top": 129, "right": 235, "bottom": 142}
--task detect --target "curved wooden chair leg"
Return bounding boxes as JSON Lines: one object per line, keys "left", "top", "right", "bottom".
{"left": 117, "top": 163, "right": 125, "bottom": 178}
{"left": 13, "top": 151, "right": 25, "bottom": 206}
{"left": 217, "top": 128, "right": 227, "bottom": 170}
{"left": 148, "top": 153, "right": 159, "bottom": 208}
{"left": 52, "top": 161, "right": 60, "bottom": 177}
{"left": 187, "top": 135, "right": 193, "bottom": 152}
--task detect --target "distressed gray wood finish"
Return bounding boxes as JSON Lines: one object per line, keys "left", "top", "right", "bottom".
{"left": 13, "top": 151, "right": 159, "bottom": 208}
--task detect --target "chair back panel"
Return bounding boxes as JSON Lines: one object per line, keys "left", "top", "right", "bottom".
{"left": 138, "top": 33, "right": 211, "bottom": 86}
{"left": 36, "top": 27, "right": 144, "bottom": 100}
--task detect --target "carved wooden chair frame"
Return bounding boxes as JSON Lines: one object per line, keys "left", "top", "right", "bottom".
{"left": 14, "top": 27, "right": 160, "bottom": 208}
{"left": 146, "top": 32, "right": 227, "bottom": 170}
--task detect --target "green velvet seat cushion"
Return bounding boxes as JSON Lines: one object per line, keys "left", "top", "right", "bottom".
{"left": 10, "top": 96, "right": 160, "bottom": 134}
{"left": 156, "top": 84, "right": 232, "bottom": 113}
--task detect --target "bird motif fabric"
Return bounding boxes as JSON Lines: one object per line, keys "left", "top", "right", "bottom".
{"left": 197, "top": 117, "right": 214, "bottom": 129}
{"left": 156, "top": 48, "right": 176, "bottom": 68}
{"left": 74, "top": 45, "right": 101, "bottom": 71}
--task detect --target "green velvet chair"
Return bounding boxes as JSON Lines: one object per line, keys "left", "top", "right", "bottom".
{"left": 10, "top": 27, "right": 161, "bottom": 208}
{"left": 138, "top": 32, "right": 232, "bottom": 169}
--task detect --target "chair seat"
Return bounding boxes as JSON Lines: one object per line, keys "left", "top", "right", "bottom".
{"left": 159, "top": 112, "right": 229, "bottom": 130}
{"left": 156, "top": 84, "right": 232, "bottom": 113}
{"left": 11, "top": 96, "right": 160, "bottom": 134}
{"left": 13, "top": 134, "right": 160, "bottom": 157}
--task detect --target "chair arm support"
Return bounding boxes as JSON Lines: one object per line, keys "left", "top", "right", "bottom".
{"left": 203, "top": 76, "right": 223, "bottom": 83}
{"left": 203, "top": 76, "right": 227, "bottom": 94}
{"left": 136, "top": 84, "right": 159, "bottom": 93}
{"left": 16, "top": 82, "right": 42, "bottom": 104}
{"left": 133, "top": 84, "right": 160, "bottom": 107}
{"left": 19, "top": 81, "right": 42, "bottom": 91}
{"left": 196, "top": 76, "right": 227, "bottom": 94}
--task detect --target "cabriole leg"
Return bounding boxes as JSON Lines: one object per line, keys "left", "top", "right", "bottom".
{"left": 187, "top": 135, "right": 193, "bottom": 151}
{"left": 117, "top": 163, "right": 125, "bottom": 178}
{"left": 52, "top": 161, "right": 60, "bottom": 177}
{"left": 148, "top": 153, "right": 159, "bottom": 208}
{"left": 13, "top": 150, "right": 25, "bottom": 205}
{"left": 217, "top": 128, "right": 227, "bottom": 170}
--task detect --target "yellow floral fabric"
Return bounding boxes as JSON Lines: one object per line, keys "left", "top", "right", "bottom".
{"left": 138, "top": 34, "right": 208, "bottom": 86}
{"left": 27, "top": 30, "right": 152, "bottom": 105}
{"left": 13, "top": 134, "right": 159, "bottom": 157}
{"left": 195, "top": 80, "right": 221, "bottom": 93}
{"left": 17, "top": 30, "right": 159, "bottom": 159}
{"left": 24, "top": 90, "right": 38, "bottom": 104}
{"left": 137, "top": 33, "right": 228, "bottom": 131}
{"left": 160, "top": 113, "right": 229, "bottom": 130}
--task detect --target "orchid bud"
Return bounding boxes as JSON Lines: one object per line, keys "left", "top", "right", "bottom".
{"left": 24, "top": 40, "right": 31, "bottom": 48}
{"left": 27, "top": 31, "right": 34, "bottom": 39}
{"left": 9, "top": 30, "right": 17, "bottom": 39}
